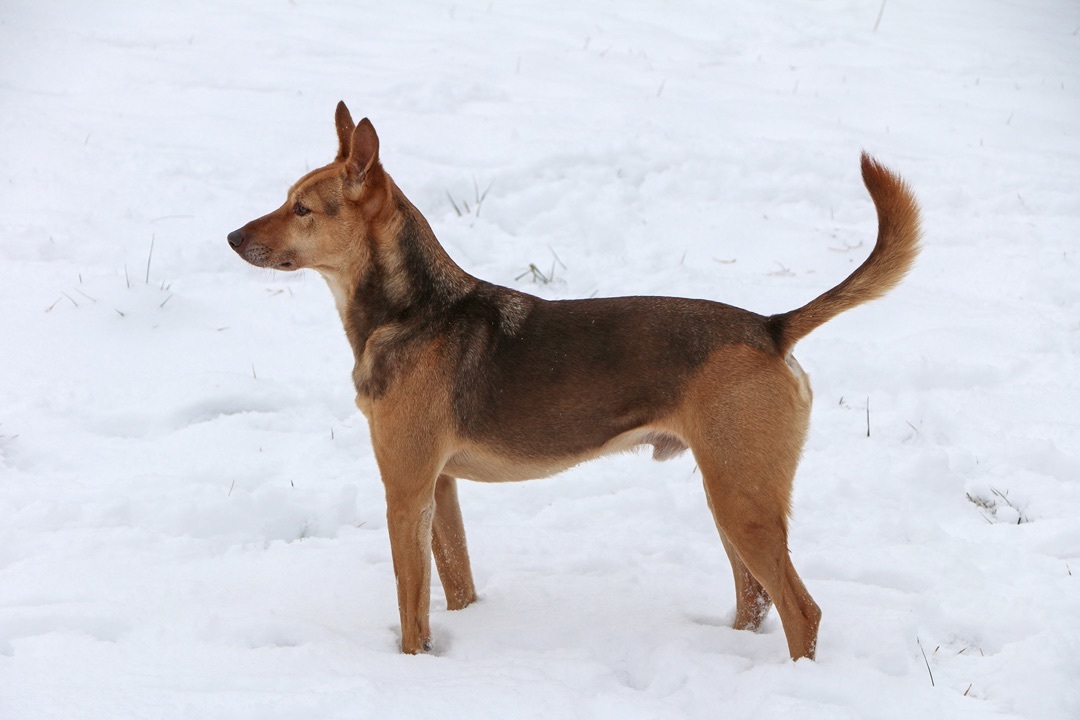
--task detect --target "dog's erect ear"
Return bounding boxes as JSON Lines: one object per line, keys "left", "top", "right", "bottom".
{"left": 343, "top": 118, "right": 379, "bottom": 188}
{"left": 334, "top": 101, "right": 356, "bottom": 162}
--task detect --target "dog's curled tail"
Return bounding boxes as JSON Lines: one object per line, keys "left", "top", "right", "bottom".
{"left": 767, "top": 153, "right": 922, "bottom": 356}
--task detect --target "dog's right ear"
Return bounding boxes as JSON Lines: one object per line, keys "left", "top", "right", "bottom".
{"left": 334, "top": 101, "right": 356, "bottom": 162}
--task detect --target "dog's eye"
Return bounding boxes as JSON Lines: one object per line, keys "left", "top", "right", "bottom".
{"left": 293, "top": 202, "right": 311, "bottom": 217}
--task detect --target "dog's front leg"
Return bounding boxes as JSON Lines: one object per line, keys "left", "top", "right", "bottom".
{"left": 432, "top": 475, "right": 477, "bottom": 610}
{"left": 381, "top": 467, "right": 439, "bottom": 654}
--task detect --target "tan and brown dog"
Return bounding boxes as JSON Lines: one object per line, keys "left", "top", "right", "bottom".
{"left": 228, "top": 101, "right": 921, "bottom": 661}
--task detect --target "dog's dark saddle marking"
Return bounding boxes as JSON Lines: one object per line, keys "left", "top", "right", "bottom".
{"left": 449, "top": 291, "right": 775, "bottom": 459}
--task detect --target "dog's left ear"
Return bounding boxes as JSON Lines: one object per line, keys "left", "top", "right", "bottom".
{"left": 334, "top": 101, "right": 356, "bottom": 162}
{"left": 343, "top": 118, "right": 380, "bottom": 197}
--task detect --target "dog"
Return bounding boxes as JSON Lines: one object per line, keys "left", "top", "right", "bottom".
{"left": 228, "top": 101, "right": 921, "bottom": 660}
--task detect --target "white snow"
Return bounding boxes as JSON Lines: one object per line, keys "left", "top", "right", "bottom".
{"left": 2, "top": 0, "right": 1078, "bottom": 718}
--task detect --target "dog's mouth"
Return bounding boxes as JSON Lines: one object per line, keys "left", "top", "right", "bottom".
{"left": 239, "top": 243, "right": 273, "bottom": 267}
{"left": 228, "top": 229, "right": 301, "bottom": 271}
{"left": 254, "top": 252, "right": 299, "bottom": 271}
{"left": 232, "top": 242, "right": 299, "bottom": 271}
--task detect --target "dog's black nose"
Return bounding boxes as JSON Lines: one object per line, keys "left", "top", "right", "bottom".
{"left": 227, "top": 229, "right": 246, "bottom": 249}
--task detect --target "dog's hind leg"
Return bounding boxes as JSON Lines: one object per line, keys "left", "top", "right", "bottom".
{"left": 698, "top": 449, "right": 820, "bottom": 660}
{"left": 715, "top": 526, "right": 772, "bottom": 631}
{"left": 432, "top": 474, "right": 478, "bottom": 610}
{"left": 685, "top": 351, "right": 820, "bottom": 660}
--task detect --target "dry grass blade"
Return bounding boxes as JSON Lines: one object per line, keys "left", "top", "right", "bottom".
{"left": 916, "top": 637, "right": 935, "bottom": 687}
{"left": 145, "top": 235, "right": 155, "bottom": 284}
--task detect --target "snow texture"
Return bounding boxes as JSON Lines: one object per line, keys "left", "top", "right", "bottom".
{"left": 2, "top": 1, "right": 1078, "bottom": 718}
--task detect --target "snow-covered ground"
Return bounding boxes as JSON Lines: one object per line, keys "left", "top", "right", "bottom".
{"left": 2, "top": 1, "right": 1078, "bottom": 717}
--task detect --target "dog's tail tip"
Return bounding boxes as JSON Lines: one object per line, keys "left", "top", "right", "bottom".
{"left": 859, "top": 149, "right": 878, "bottom": 171}
{"left": 859, "top": 151, "right": 902, "bottom": 197}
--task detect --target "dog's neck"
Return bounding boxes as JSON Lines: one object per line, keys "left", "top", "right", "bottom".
{"left": 324, "top": 184, "right": 476, "bottom": 379}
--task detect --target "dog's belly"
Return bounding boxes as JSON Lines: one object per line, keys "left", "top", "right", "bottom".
{"left": 443, "top": 448, "right": 579, "bottom": 483}
{"left": 443, "top": 428, "right": 687, "bottom": 483}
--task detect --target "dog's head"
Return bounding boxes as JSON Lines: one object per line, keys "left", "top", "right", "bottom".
{"left": 227, "top": 102, "right": 389, "bottom": 278}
